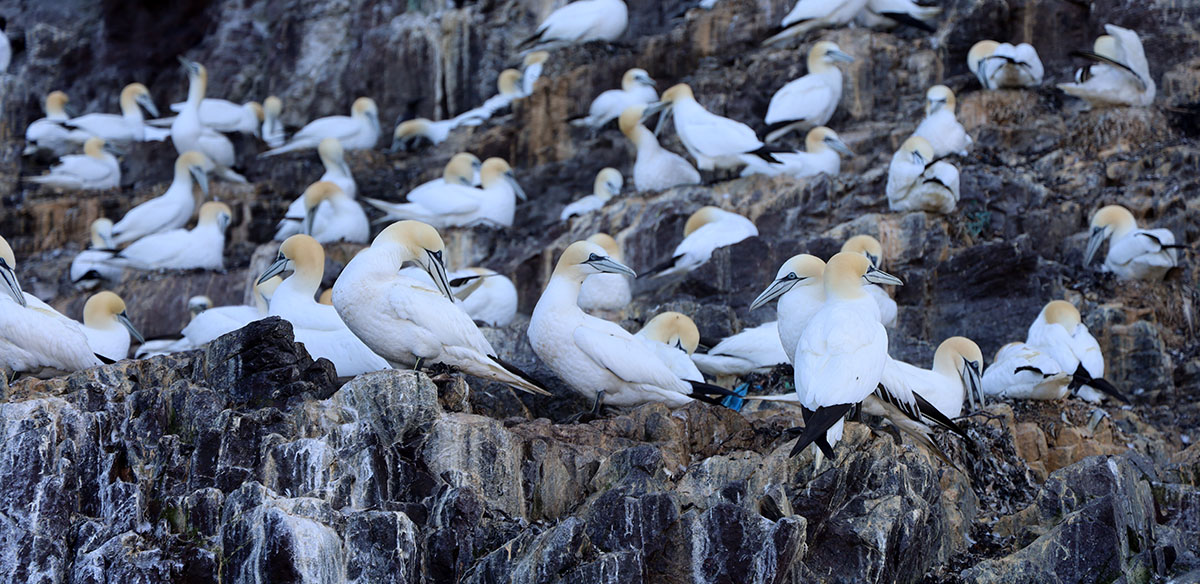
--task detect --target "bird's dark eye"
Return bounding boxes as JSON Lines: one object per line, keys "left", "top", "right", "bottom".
{"left": 275, "top": 252, "right": 285, "bottom": 261}
{"left": 784, "top": 272, "right": 799, "bottom": 281}
{"left": 587, "top": 253, "right": 602, "bottom": 262}
{"left": 430, "top": 250, "right": 443, "bottom": 262}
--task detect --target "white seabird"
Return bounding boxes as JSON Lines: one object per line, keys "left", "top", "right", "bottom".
{"left": 111, "top": 151, "right": 213, "bottom": 245}
{"left": 968, "top": 40, "right": 1044, "bottom": 89}
{"left": 396, "top": 265, "right": 520, "bottom": 328}
{"left": 981, "top": 342, "right": 1071, "bottom": 400}
{"left": 748, "top": 254, "right": 827, "bottom": 363}
{"left": 390, "top": 114, "right": 484, "bottom": 151}
{"left": 261, "top": 96, "right": 381, "bottom": 156}
{"left": 465, "top": 69, "right": 525, "bottom": 122}
{"left": 163, "top": 98, "right": 263, "bottom": 136}
{"left": 258, "top": 235, "right": 390, "bottom": 377}
{"left": 691, "top": 321, "right": 790, "bottom": 377}
{"left": 522, "top": 51, "right": 550, "bottom": 96}
{"left": 527, "top": 240, "right": 733, "bottom": 410}
{"left": 1084, "top": 204, "right": 1181, "bottom": 281}
{"left": 578, "top": 233, "right": 633, "bottom": 314}
{"left": 763, "top": 42, "right": 854, "bottom": 143}
{"left": 634, "top": 312, "right": 705, "bottom": 382}
{"left": 364, "top": 158, "right": 526, "bottom": 228}
{"left": 886, "top": 136, "right": 960, "bottom": 214}
{"left": 571, "top": 68, "right": 658, "bottom": 129}
{"left": 65, "top": 83, "right": 163, "bottom": 143}
{"left": 108, "top": 201, "right": 231, "bottom": 271}
{"left": 644, "top": 206, "right": 758, "bottom": 278}
{"left": 297, "top": 181, "right": 369, "bottom": 244}
{"left": 70, "top": 218, "right": 123, "bottom": 289}
{"left": 786, "top": 252, "right": 903, "bottom": 458}
{"left": 645, "top": 83, "right": 775, "bottom": 172}
{"left": 1059, "top": 25, "right": 1155, "bottom": 107}
{"left": 24, "top": 137, "right": 121, "bottom": 191}
{"left": 406, "top": 152, "right": 482, "bottom": 198}
{"left": 741, "top": 126, "right": 852, "bottom": 179}
{"left": 561, "top": 168, "right": 623, "bottom": 221}
{"left": 262, "top": 96, "right": 286, "bottom": 148}
{"left": 24, "top": 91, "right": 75, "bottom": 156}
{"left": 331, "top": 221, "right": 549, "bottom": 394}
{"left": 276, "top": 137, "right": 358, "bottom": 241}
{"left": 80, "top": 291, "right": 144, "bottom": 362}
{"left": 1025, "top": 300, "right": 1127, "bottom": 403}
{"left": 912, "top": 85, "right": 972, "bottom": 158}
{"left": 170, "top": 58, "right": 242, "bottom": 178}
{"left": 0, "top": 22, "right": 9, "bottom": 73}
{"left": 162, "top": 277, "right": 281, "bottom": 353}
{"left": 763, "top": 0, "right": 869, "bottom": 46}
{"left": 517, "top": 0, "right": 628, "bottom": 49}
{"left": 618, "top": 105, "right": 700, "bottom": 192}
{"left": 840, "top": 234, "right": 897, "bottom": 327}
{"left": 879, "top": 336, "right": 984, "bottom": 420}
{"left": 855, "top": 0, "right": 939, "bottom": 31}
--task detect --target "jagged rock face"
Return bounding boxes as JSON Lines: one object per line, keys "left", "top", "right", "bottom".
{"left": 1, "top": 0, "right": 1200, "bottom": 582}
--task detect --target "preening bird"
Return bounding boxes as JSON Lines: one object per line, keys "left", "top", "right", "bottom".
{"left": 276, "top": 137, "right": 358, "bottom": 241}
{"left": 108, "top": 201, "right": 231, "bottom": 271}
{"left": 297, "top": 181, "right": 369, "bottom": 244}
{"left": 111, "top": 151, "right": 213, "bottom": 245}
{"left": 70, "top": 218, "right": 123, "bottom": 289}
{"left": 982, "top": 342, "right": 1071, "bottom": 400}
{"left": 912, "top": 85, "right": 971, "bottom": 159}
{"left": 634, "top": 312, "right": 705, "bottom": 382}
{"left": 24, "top": 136, "right": 121, "bottom": 191}
{"left": 880, "top": 336, "right": 984, "bottom": 420}
{"left": 618, "top": 105, "right": 700, "bottom": 192}
{"left": 1025, "top": 300, "right": 1127, "bottom": 403}
{"left": 741, "top": 126, "right": 851, "bottom": 179}
{"left": 572, "top": 68, "right": 658, "bottom": 129}
{"left": 968, "top": 40, "right": 1044, "bottom": 89}
{"left": 763, "top": 42, "right": 854, "bottom": 143}
{"left": 1083, "top": 204, "right": 1181, "bottom": 281}
{"left": 561, "top": 168, "right": 623, "bottom": 221}
{"left": 643, "top": 207, "right": 758, "bottom": 278}
{"left": 1059, "top": 24, "right": 1155, "bottom": 107}
{"left": 517, "top": 0, "right": 628, "bottom": 49}
{"left": 886, "top": 136, "right": 959, "bottom": 214}
{"left": 645, "top": 84, "right": 777, "bottom": 172}
{"left": 261, "top": 97, "right": 381, "bottom": 156}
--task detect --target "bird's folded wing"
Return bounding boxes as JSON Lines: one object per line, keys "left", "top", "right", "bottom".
{"left": 573, "top": 323, "right": 682, "bottom": 388}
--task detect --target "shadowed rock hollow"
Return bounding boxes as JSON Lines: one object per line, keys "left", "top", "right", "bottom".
{"left": 1, "top": 0, "right": 1199, "bottom": 582}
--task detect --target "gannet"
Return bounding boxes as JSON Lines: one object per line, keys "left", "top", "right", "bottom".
{"left": 390, "top": 115, "right": 484, "bottom": 151}
{"left": 522, "top": 51, "right": 550, "bottom": 96}
{"left": 364, "top": 158, "right": 525, "bottom": 228}
{"left": 517, "top": 0, "right": 628, "bottom": 49}
{"left": 296, "top": 181, "right": 369, "bottom": 244}
{"left": 1025, "top": 300, "right": 1127, "bottom": 403}
{"left": 763, "top": 42, "right": 854, "bottom": 143}
{"left": 318, "top": 289, "right": 333, "bottom": 305}
{"left": 748, "top": 254, "right": 826, "bottom": 363}
{"left": 109, "top": 201, "right": 231, "bottom": 271}
{"left": 645, "top": 84, "right": 775, "bottom": 172}
{"left": 1059, "top": 25, "right": 1155, "bottom": 107}
{"left": 24, "top": 91, "right": 75, "bottom": 156}
{"left": 163, "top": 98, "right": 263, "bottom": 136}
{"left": 262, "top": 96, "right": 286, "bottom": 148}
{"left": 788, "top": 252, "right": 903, "bottom": 458}
{"left": 690, "top": 321, "right": 790, "bottom": 377}
{"left": 763, "top": 0, "right": 869, "bottom": 46}
{"left": 276, "top": 137, "right": 358, "bottom": 240}
{"left": 571, "top": 68, "right": 658, "bottom": 129}
{"left": 578, "top": 233, "right": 632, "bottom": 313}
{"left": 133, "top": 294, "right": 214, "bottom": 357}
{"left": 111, "top": 151, "right": 213, "bottom": 245}
{"left": 24, "top": 137, "right": 121, "bottom": 190}
{"left": 886, "top": 136, "right": 959, "bottom": 214}
{"left": 168, "top": 277, "right": 280, "bottom": 351}
{"left": 968, "top": 40, "right": 1044, "bottom": 89}
{"left": 912, "top": 85, "right": 972, "bottom": 158}
{"left": 258, "top": 235, "right": 389, "bottom": 377}
{"left": 618, "top": 105, "right": 700, "bottom": 192}
{"left": 467, "top": 70, "right": 525, "bottom": 121}
{"left": 880, "top": 336, "right": 984, "bottom": 420}
{"left": 364, "top": 154, "right": 480, "bottom": 225}
{"left": 450, "top": 268, "right": 519, "bottom": 327}
{"left": 840, "top": 235, "right": 897, "bottom": 327}
{"left": 170, "top": 59, "right": 240, "bottom": 174}
{"left": 0, "top": 22, "right": 9, "bottom": 73}
{"left": 65, "top": 83, "right": 162, "bottom": 143}
{"left": 854, "top": 0, "right": 939, "bottom": 31}
{"left": 561, "top": 168, "right": 623, "bottom": 220}
{"left": 981, "top": 342, "right": 1071, "bottom": 400}
{"left": 331, "top": 221, "right": 549, "bottom": 394}
{"left": 70, "top": 218, "right": 123, "bottom": 289}
{"left": 1084, "top": 204, "right": 1181, "bottom": 281}
{"left": 528, "top": 240, "right": 734, "bottom": 410}
{"left": 634, "top": 312, "right": 705, "bottom": 382}
{"left": 80, "top": 291, "right": 144, "bottom": 362}
{"left": 644, "top": 207, "right": 758, "bottom": 278}
{"left": 261, "top": 96, "right": 380, "bottom": 156}
{"left": 741, "top": 126, "right": 851, "bottom": 179}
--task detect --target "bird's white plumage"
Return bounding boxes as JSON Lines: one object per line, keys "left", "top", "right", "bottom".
{"left": 634, "top": 334, "right": 704, "bottom": 382}
{"left": 1103, "top": 229, "right": 1179, "bottom": 280}
{"left": 0, "top": 295, "right": 102, "bottom": 375}
{"left": 979, "top": 43, "right": 1044, "bottom": 89}
{"left": 261, "top": 98, "right": 380, "bottom": 156}
{"left": 112, "top": 153, "right": 212, "bottom": 245}
{"left": 1059, "top": 25, "right": 1155, "bottom": 107}
{"left": 657, "top": 208, "right": 758, "bottom": 277}
{"left": 865, "top": 283, "right": 897, "bottom": 327}
{"left": 574, "top": 70, "right": 658, "bottom": 129}
{"left": 912, "top": 98, "right": 971, "bottom": 159}
{"left": 366, "top": 159, "right": 522, "bottom": 228}
{"left": 670, "top": 97, "right": 765, "bottom": 171}
{"left": 855, "top": 0, "right": 940, "bottom": 30}
{"left": 25, "top": 141, "right": 120, "bottom": 190}
{"left": 167, "top": 99, "right": 260, "bottom": 135}
{"left": 887, "top": 139, "right": 960, "bottom": 214}
{"left": 110, "top": 204, "right": 230, "bottom": 271}
{"left": 276, "top": 140, "right": 358, "bottom": 240}
{"left": 982, "top": 342, "right": 1070, "bottom": 400}
{"left": 526, "top": 0, "right": 628, "bottom": 46}
{"left": 766, "top": 0, "right": 868, "bottom": 43}
{"left": 619, "top": 107, "right": 700, "bottom": 192}
{"left": 1025, "top": 303, "right": 1106, "bottom": 402}
{"left": 691, "top": 321, "right": 789, "bottom": 376}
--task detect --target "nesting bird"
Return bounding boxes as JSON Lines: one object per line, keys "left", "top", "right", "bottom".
{"left": 690, "top": 321, "right": 790, "bottom": 377}
{"left": 276, "top": 137, "right": 358, "bottom": 241}
{"left": 366, "top": 158, "right": 525, "bottom": 228}
{"left": 391, "top": 114, "right": 484, "bottom": 150}
{"left": 764, "top": 0, "right": 869, "bottom": 46}
{"left": 618, "top": 105, "right": 700, "bottom": 192}
{"left": 108, "top": 201, "right": 231, "bottom": 271}
{"left": 644, "top": 207, "right": 758, "bottom": 278}
{"left": 968, "top": 40, "right": 1044, "bottom": 89}
{"left": 982, "top": 342, "right": 1071, "bottom": 400}
{"left": 763, "top": 42, "right": 854, "bottom": 143}
{"left": 1059, "top": 25, "right": 1155, "bottom": 107}
{"left": 70, "top": 218, "right": 122, "bottom": 289}
{"left": 262, "top": 96, "right": 286, "bottom": 148}
{"left": 517, "top": 0, "right": 628, "bottom": 49}
{"left": 572, "top": 68, "right": 658, "bottom": 129}
{"left": 163, "top": 98, "right": 263, "bottom": 136}
{"left": 1084, "top": 204, "right": 1181, "bottom": 281}
{"left": 522, "top": 51, "right": 550, "bottom": 96}
{"left": 24, "top": 137, "right": 121, "bottom": 190}
{"left": 880, "top": 337, "right": 984, "bottom": 420}
{"left": 80, "top": 291, "right": 144, "bottom": 362}
{"left": 261, "top": 96, "right": 381, "bottom": 156}
{"left": 24, "top": 91, "right": 74, "bottom": 156}
{"left": 365, "top": 154, "right": 479, "bottom": 223}
{"left": 741, "top": 126, "right": 851, "bottom": 179}
{"left": 647, "top": 84, "right": 775, "bottom": 172}
{"left": 561, "top": 168, "right": 623, "bottom": 221}
{"left": 448, "top": 268, "right": 519, "bottom": 328}
{"left": 528, "top": 240, "right": 732, "bottom": 410}
{"left": 912, "top": 85, "right": 971, "bottom": 159}
{"left": 65, "top": 83, "right": 163, "bottom": 143}
{"left": 840, "top": 235, "right": 897, "bottom": 327}
{"left": 170, "top": 277, "right": 280, "bottom": 351}
{"left": 331, "top": 221, "right": 549, "bottom": 395}
{"left": 111, "top": 151, "right": 213, "bottom": 245}
{"left": 855, "top": 0, "right": 939, "bottom": 32}
{"left": 1025, "top": 300, "right": 1126, "bottom": 403}
{"left": 886, "top": 136, "right": 960, "bottom": 214}
{"left": 634, "top": 312, "right": 705, "bottom": 382}
{"left": 577, "top": 233, "right": 633, "bottom": 314}
{"left": 297, "top": 181, "right": 369, "bottom": 244}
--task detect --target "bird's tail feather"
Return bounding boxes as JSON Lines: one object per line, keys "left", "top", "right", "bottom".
{"left": 486, "top": 354, "right": 552, "bottom": 396}
{"left": 1069, "top": 363, "right": 1129, "bottom": 403}
{"left": 788, "top": 403, "right": 853, "bottom": 458}
{"left": 639, "top": 254, "right": 684, "bottom": 279}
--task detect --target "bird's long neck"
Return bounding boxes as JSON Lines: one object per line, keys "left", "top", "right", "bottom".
{"left": 537, "top": 275, "right": 584, "bottom": 316}
{"left": 186, "top": 76, "right": 206, "bottom": 110}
